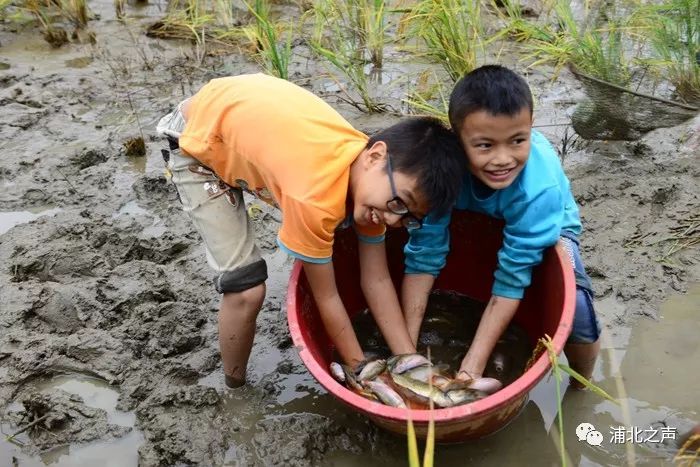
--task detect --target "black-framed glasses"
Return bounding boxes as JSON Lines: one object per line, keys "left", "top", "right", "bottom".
{"left": 385, "top": 154, "right": 423, "bottom": 230}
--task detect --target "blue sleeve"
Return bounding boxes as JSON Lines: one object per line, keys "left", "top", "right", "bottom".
{"left": 493, "top": 186, "right": 563, "bottom": 299}
{"left": 404, "top": 210, "right": 452, "bottom": 276}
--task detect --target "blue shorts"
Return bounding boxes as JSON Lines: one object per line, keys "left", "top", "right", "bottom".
{"left": 561, "top": 233, "right": 601, "bottom": 344}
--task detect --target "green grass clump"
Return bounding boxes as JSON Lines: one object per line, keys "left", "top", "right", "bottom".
{"left": 402, "top": 0, "right": 485, "bottom": 83}
{"left": 242, "top": 0, "right": 294, "bottom": 80}
{"left": 498, "top": 0, "right": 641, "bottom": 87}
{"left": 2, "top": 0, "right": 91, "bottom": 45}
{"left": 308, "top": 0, "right": 387, "bottom": 112}
{"left": 403, "top": 70, "right": 450, "bottom": 124}
{"left": 642, "top": 0, "right": 700, "bottom": 103}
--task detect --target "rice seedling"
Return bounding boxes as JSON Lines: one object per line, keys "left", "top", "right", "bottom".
{"left": 640, "top": 0, "right": 700, "bottom": 103}
{"left": 115, "top": 0, "right": 125, "bottom": 20}
{"left": 308, "top": 0, "right": 387, "bottom": 112}
{"left": 242, "top": 0, "right": 294, "bottom": 80}
{"left": 498, "top": 0, "right": 641, "bottom": 86}
{"left": 358, "top": 0, "right": 388, "bottom": 69}
{"left": 312, "top": 0, "right": 389, "bottom": 69}
{"left": 214, "top": 0, "right": 236, "bottom": 29}
{"left": 403, "top": 70, "right": 449, "bottom": 124}
{"left": 147, "top": 0, "right": 215, "bottom": 42}
{"left": 19, "top": 0, "right": 70, "bottom": 47}
{"left": 65, "top": 0, "right": 88, "bottom": 28}
{"left": 401, "top": 0, "right": 486, "bottom": 82}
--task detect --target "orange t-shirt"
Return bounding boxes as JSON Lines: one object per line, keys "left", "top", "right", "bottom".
{"left": 179, "top": 73, "right": 385, "bottom": 262}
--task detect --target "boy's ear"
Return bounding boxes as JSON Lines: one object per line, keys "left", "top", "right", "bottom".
{"left": 364, "top": 141, "right": 388, "bottom": 167}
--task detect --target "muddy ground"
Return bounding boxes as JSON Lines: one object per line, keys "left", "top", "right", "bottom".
{"left": 0, "top": 2, "right": 699, "bottom": 466}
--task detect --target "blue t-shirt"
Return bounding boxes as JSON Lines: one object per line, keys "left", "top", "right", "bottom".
{"left": 404, "top": 130, "right": 582, "bottom": 299}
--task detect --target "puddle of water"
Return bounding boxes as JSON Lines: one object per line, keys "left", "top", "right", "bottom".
{"left": 42, "top": 431, "right": 143, "bottom": 467}
{"left": 112, "top": 200, "right": 151, "bottom": 219}
{"left": 111, "top": 200, "right": 165, "bottom": 237}
{"left": 0, "top": 207, "right": 62, "bottom": 235}
{"left": 0, "top": 375, "right": 143, "bottom": 467}
{"left": 124, "top": 154, "right": 147, "bottom": 173}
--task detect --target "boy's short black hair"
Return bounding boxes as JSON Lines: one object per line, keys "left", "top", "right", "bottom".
{"left": 448, "top": 65, "right": 533, "bottom": 132}
{"left": 366, "top": 117, "right": 464, "bottom": 218}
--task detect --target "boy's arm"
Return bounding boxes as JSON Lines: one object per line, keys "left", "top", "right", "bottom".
{"left": 459, "top": 187, "right": 564, "bottom": 379}
{"left": 302, "top": 261, "right": 365, "bottom": 369}
{"left": 401, "top": 210, "right": 452, "bottom": 346}
{"left": 457, "top": 295, "right": 520, "bottom": 379}
{"left": 492, "top": 187, "right": 564, "bottom": 299}
{"left": 358, "top": 240, "right": 416, "bottom": 355}
{"left": 401, "top": 274, "right": 435, "bottom": 346}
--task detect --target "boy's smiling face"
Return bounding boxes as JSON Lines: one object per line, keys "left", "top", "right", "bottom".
{"left": 458, "top": 108, "right": 532, "bottom": 190}
{"left": 351, "top": 141, "right": 429, "bottom": 229}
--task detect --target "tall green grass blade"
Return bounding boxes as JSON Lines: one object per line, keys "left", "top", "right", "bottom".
{"left": 542, "top": 336, "right": 567, "bottom": 467}
{"left": 423, "top": 414, "right": 435, "bottom": 467}
{"left": 407, "top": 416, "right": 420, "bottom": 467}
{"left": 242, "top": 0, "right": 293, "bottom": 80}
{"left": 558, "top": 364, "right": 619, "bottom": 403}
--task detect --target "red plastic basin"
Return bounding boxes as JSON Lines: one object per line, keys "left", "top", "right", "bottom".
{"left": 286, "top": 211, "right": 575, "bottom": 442}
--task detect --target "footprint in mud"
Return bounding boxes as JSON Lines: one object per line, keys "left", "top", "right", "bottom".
{"left": 252, "top": 413, "right": 366, "bottom": 466}
{"left": 70, "top": 148, "right": 107, "bottom": 170}
{"left": 2, "top": 374, "right": 143, "bottom": 465}
{"left": 132, "top": 174, "right": 178, "bottom": 207}
{"left": 28, "top": 284, "right": 88, "bottom": 333}
{"left": 7, "top": 388, "right": 131, "bottom": 451}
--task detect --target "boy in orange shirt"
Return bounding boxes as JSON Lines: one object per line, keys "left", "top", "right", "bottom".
{"left": 157, "top": 74, "right": 464, "bottom": 388}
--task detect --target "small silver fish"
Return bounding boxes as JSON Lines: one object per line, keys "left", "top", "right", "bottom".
{"left": 341, "top": 364, "right": 364, "bottom": 391}
{"left": 329, "top": 362, "right": 345, "bottom": 382}
{"left": 390, "top": 372, "right": 454, "bottom": 408}
{"left": 445, "top": 388, "right": 483, "bottom": 405}
{"left": 364, "top": 380, "right": 407, "bottom": 408}
{"left": 387, "top": 354, "right": 431, "bottom": 374}
{"left": 357, "top": 359, "right": 387, "bottom": 382}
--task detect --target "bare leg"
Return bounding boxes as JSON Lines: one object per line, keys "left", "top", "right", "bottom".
{"left": 564, "top": 340, "right": 600, "bottom": 389}
{"left": 218, "top": 283, "right": 266, "bottom": 387}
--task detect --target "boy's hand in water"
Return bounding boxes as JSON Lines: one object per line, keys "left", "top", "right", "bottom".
{"left": 456, "top": 370, "right": 503, "bottom": 394}
{"left": 455, "top": 295, "right": 519, "bottom": 395}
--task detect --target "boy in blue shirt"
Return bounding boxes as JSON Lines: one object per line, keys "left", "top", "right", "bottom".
{"left": 402, "top": 65, "right": 601, "bottom": 391}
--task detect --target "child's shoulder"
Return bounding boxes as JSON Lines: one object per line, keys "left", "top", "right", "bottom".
{"left": 521, "top": 131, "right": 566, "bottom": 182}
{"left": 529, "top": 130, "right": 561, "bottom": 165}
{"left": 508, "top": 131, "right": 568, "bottom": 203}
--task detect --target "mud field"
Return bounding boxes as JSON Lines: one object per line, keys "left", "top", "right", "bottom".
{"left": 1, "top": 1, "right": 699, "bottom": 466}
